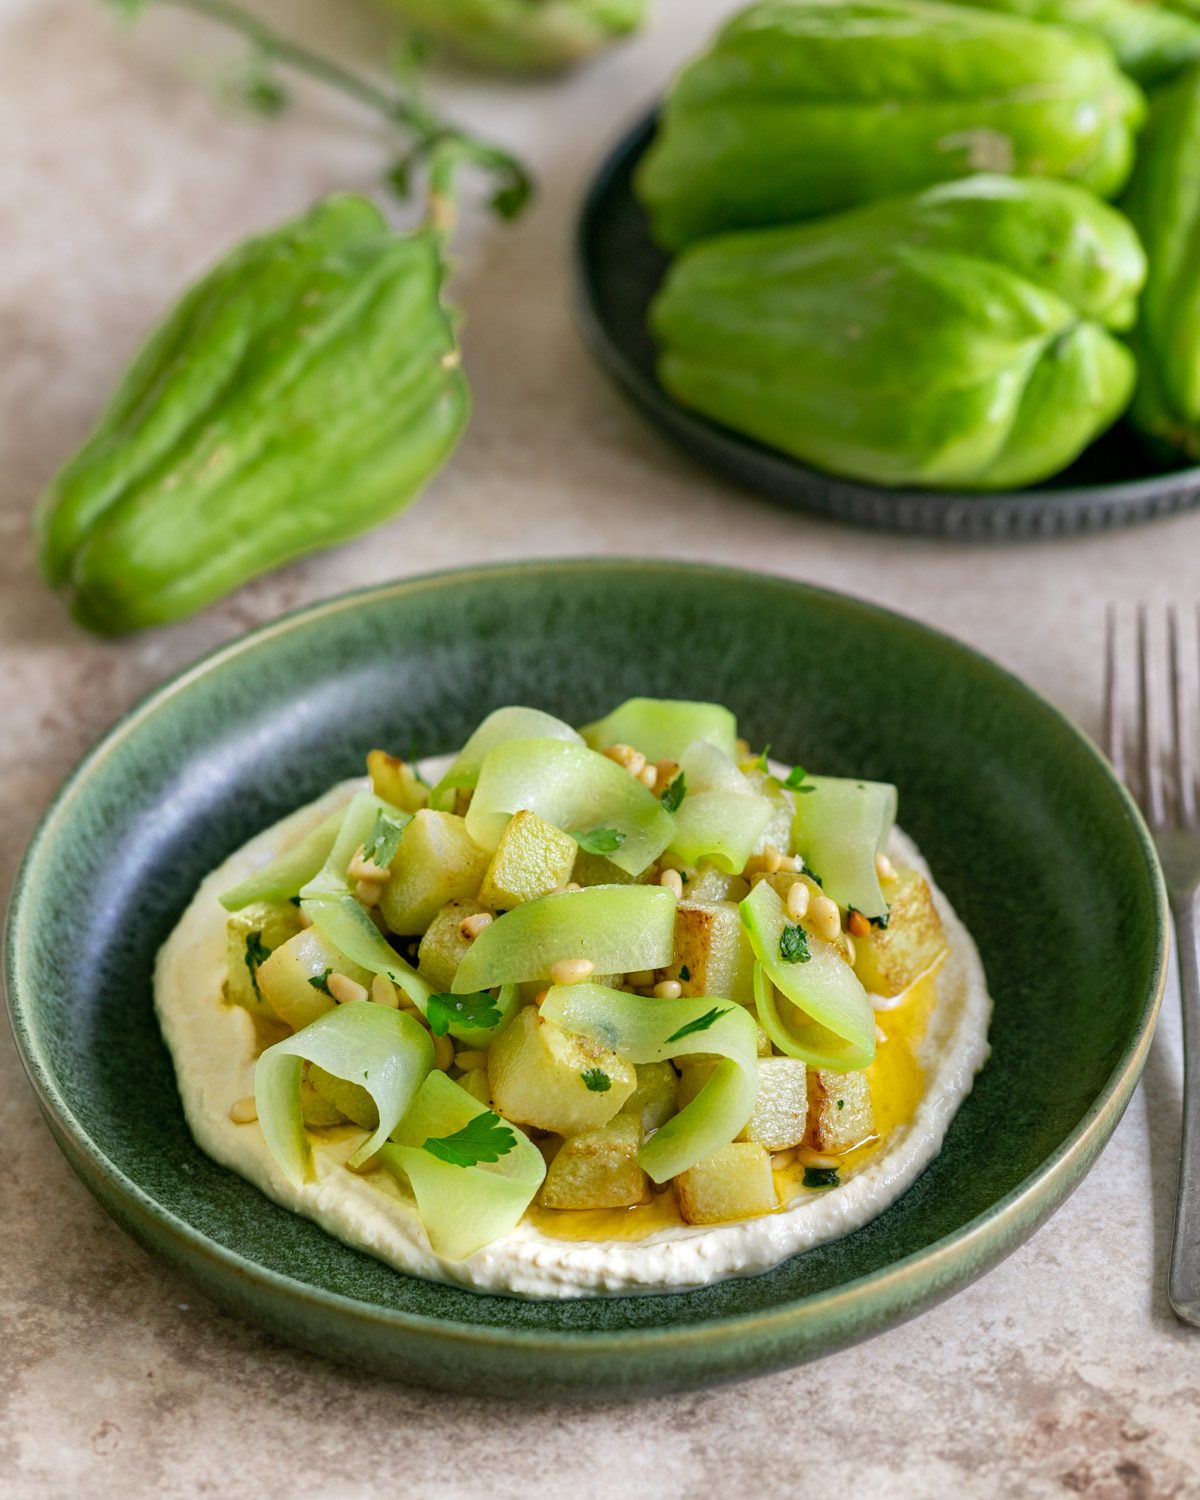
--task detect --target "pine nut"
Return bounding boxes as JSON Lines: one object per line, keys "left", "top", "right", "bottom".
{"left": 876, "top": 1024, "right": 888, "bottom": 1044}
{"left": 370, "top": 974, "right": 399, "bottom": 1008}
{"left": 776, "top": 855, "right": 801, "bottom": 872}
{"left": 653, "top": 979, "right": 683, "bottom": 999}
{"left": 348, "top": 845, "right": 391, "bottom": 883}
{"left": 549, "top": 958, "right": 595, "bottom": 986}
{"left": 564, "top": 882, "right": 582, "bottom": 892}
{"left": 844, "top": 935, "right": 857, "bottom": 967}
{"left": 433, "top": 1032, "right": 455, "bottom": 1071}
{"left": 771, "top": 1149, "right": 796, "bottom": 1170}
{"left": 603, "top": 743, "right": 645, "bottom": 777}
{"left": 785, "top": 880, "right": 810, "bottom": 921}
{"left": 459, "top": 911, "right": 494, "bottom": 941}
{"left": 659, "top": 868, "right": 684, "bottom": 898}
{"left": 456, "top": 1050, "right": 488, "bottom": 1072}
{"left": 638, "top": 763, "right": 658, "bottom": 791}
{"left": 229, "top": 1096, "right": 258, "bottom": 1124}
{"left": 533, "top": 990, "right": 549, "bottom": 1006}
{"left": 327, "top": 972, "right": 368, "bottom": 1005}
{"left": 355, "top": 879, "right": 383, "bottom": 908}
{"left": 810, "top": 895, "right": 842, "bottom": 944}
{"left": 745, "top": 845, "right": 783, "bottom": 876}
{"left": 875, "top": 852, "right": 898, "bottom": 881}
{"left": 796, "top": 1147, "right": 839, "bottom": 1169}
{"left": 847, "top": 909, "right": 870, "bottom": 937}
{"left": 656, "top": 760, "right": 680, "bottom": 787}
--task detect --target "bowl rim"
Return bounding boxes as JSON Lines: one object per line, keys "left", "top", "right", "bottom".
{"left": 573, "top": 109, "right": 1200, "bottom": 521}
{"left": 3, "top": 558, "right": 1170, "bottom": 1353}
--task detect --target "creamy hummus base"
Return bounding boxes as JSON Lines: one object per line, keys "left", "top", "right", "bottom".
{"left": 155, "top": 775, "right": 992, "bottom": 1298}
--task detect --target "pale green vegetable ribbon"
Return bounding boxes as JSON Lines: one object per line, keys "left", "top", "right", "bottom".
{"left": 428, "top": 706, "right": 582, "bottom": 811}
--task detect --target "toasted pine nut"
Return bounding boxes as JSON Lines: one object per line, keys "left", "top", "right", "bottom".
{"left": 603, "top": 743, "right": 646, "bottom": 777}
{"left": 771, "top": 1149, "right": 797, "bottom": 1170}
{"left": 847, "top": 910, "right": 870, "bottom": 937}
{"left": 785, "top": 880, "right": 810, "bottom": 921}
{"left": 456, "top": 1050, "right": 488, "bottom": 1072}
{"left": 638, "top": 763, "right": 658, "bottom": 791}
{"left": 810, "top": 895, "right": 842, "bottom": 944}
{"left": 876, "top": 1024, "right": 888, "bottom": 1044}
{"left": 653, "top": 979, "right": 683, "bottom": 999}
{"left": 355, "top": 879, "right": 383, "bottom": 908}
{"left": 549, "top": 958, "right": 595, "bottom": 986}
{"left": 659, "top": 868, "right": 684, "bottom": 898}
{"left": 564, "top": 882, "right": 582, "bottom": 892}
{"left": 533, "top": 990, "right": 549, "bottom": 1006}
{"left": 796, "top": 1147, "right": 839, "bottom": 1170}
{"left": 656, "top": 760, "right": 680, "bottom": 787}
{"left": 776, "top": 854, "right": 801, "bottom": 872}
{"left": 459, "top": 911, "right": 494, "bottom": 941}
{"left": 745, "top": 845, "right": 784, "bottom": 876}
{"left": 348, "top": 845, "right": 391, "bottom": 883}
{"left": 328, "top": 973, "right": 369, "bottom": 1005}
{"left": 229, "top": 1096, "right": 258, "bottom": 1124}
{"left": 844, "top": 935, "right": 857, "bottom": 967}
{"left": 627, "top": 970, "right": 656, "bottom": 987}
{"left": 433, "top": 1032, "right": 455, "bottom": 1071}
{"left": 370, "top": 974, "right": 399, "bottom": 1008}
{"left": 875, "top": 852, "right": 898, "bottom": 882}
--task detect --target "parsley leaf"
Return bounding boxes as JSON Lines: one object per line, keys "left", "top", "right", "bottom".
{"left": 779, "top": 924, "right": 811, "bottom": 964}
{"left": 666, "top": 1005, "right": 731, "bottom": 1043}
{"left": 362, "top": 809, "right": 404, "bottom": 869}
{"left": 803, "top": 1166, "right": 840, "bottom": 1190}
{"left": 785, "top": 765, "right": 816, "bottom": 795}
{"left": 660, "top": 771, "right": 687, "bottom": 814}
{"left": 570, "top": 827, "right": 627, "bottom": 856}
{"left": 244, "top": 931, "right": 271, "bottom": 998}
{"left": 581, "top": 1068, "right": 611, "bottom": 1093}
{"left": 679, "top": 963, "right": 691, "bottom": 982}
{"left": 422, "top": 1111, "right": 517, "bottom": 1168}
{"left": 426, "top": 990, "right": 503, "bottom": 1037}
{"left": 754, "top": 743, "right": 772, "bottom": 772}
{"left": 309, "top": 968, "right": 333, "bottom": 995}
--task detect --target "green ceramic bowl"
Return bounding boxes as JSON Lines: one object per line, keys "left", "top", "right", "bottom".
{"left": 4, "top": 561, "right": 1167, "bottom": 1398}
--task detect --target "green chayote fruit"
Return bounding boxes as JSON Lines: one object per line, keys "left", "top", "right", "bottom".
{"left": 1121, "top": 65, "right": 1200, "bottom": 461}
{"left": 650, "top": 175, "right": 1145, "bottom": 491}
{"left": 636, "top": 0, "right": 1145, "bottom": 249}
{"left": 37, "top": 196, "right": 469, "bottom": 634}
{"left": 374, "top": 0, "right": 647, "bottom": 73}
{"left": 945, "top": 0, "right": 1200, "bottom": 86}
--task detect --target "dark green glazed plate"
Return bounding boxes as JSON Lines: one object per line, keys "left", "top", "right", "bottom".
{"left": 576, "top": 114, "right": 1200, "bottom": 539}
{"left": 4, "top": 561, "right": 1167, "bottom": 1398}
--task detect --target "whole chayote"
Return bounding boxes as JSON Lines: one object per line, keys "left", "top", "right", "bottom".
{"left": 636, "top": 0, "right": 1145, "bottom": 249}
{"left": 1121, "top": 64, "right": 1200, "bottom": 461}
{"left": 945, "top": 1, "right": 1200, "bottom": 85}
{"left": 37, "top": 196, "right": 469, "bottom": 633}
{"left": 650, "top": 176, "right": 1146, "bottom": 491}
{"left": 374, "top": 0, "right": 647, "bottom": 73}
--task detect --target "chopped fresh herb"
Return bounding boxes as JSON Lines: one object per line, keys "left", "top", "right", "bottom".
{"left": 805, "top": 867, "right": 823, "bottom": 887}
{"left": 660, "top": 771, "right": 687, "bottom": 814}
{"left": 784, "top": 765, "right": 816, "bottom": 794}
{"left": 581, "top": 1068, "right": 611, "bottom": 1093}
{"left": 679, "top": 963, "right": 691, "bottom": 982}
{"left": 363, "top": 1071, "right": 369, "bottom": 1081}
{"left": 754, "top": 743, "right": 772, "bottom": 772}
{"left": 570, "top": 826, "right": 627, "bottom": 856}
{"left": 288, "top": 895, "right": 302, "bottom": 907}
{"left": 427, "top": 990, "right": 503, "bottom": 1037}
{"left": 362, "top": 809, "right": 404, "bottom": 869}
{"left": 666, "top": 1005, "right": 731, "bottom": 1043}
{"left": 871, "top": 912, "right": 890, "bottom": 930}
{"left": 244, "top": 931, "right": 271, "bottom": 998}
{"left": 308, "top": 968, "right": 334, "bottom": 995}
{"left": 837, "top": 1099, "right": 845, "bottom": 1111}
{"left": 422, "top": 1111, "right": 517, "bottom": 1168}
{"left": 779, "top": 924, "right": 811, "bottom": 964}
{"left": 803, "top": 1166, "right": 840, "bottom": 1189}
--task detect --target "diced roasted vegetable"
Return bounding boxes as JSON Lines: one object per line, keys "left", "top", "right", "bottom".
{"left": 417, "top": 899, "right": 492, "bottom": 992}
{"left": 621, "top": 1060, "right": 679, "bottom": 1134}
{"left": 540, "top": 1113, "right": 650, "bottom": 1210}
{"left": 478, "top": 809, "right": 577, "bottom": 909}
{"left": 457, "top": 1065, "right": 492, "bottom": 1106}
{"left": 571, "top": 849, "right": 642, "bottom": 887}
{"left": 680, "top": 862, "right": 750, "bottom": 903}
{"left": 379, "top": 810, "right": 490, "bottom": 935}
{"left": 488, "top": 1005, "right": 636, "bottom": 1135}
{"left": 256, "top": 927, "right": 372, "bottom": 1032}
{"left": 853, "top": 868, "right": 948, "bottom": 997}
{"left": 666, "top": 899, "right": 755, "bottom": 1004}
{"left": 808, "top": 1068, "right": 875, "bottom": 1155}
{"left": 299, "top": 1070, "right": 347, "bottom": 1126}
{"left": 675, "top": 1141, "right": 777, "bottom": 1225}
{"left": 224, "top": 900, "right": 306, "bottom": 1018}
{"left": 740, "top": 1058, "right": 809, "bottom": 1151}
{"left": 367, "top": 749, "right": 430, "bottom": 813}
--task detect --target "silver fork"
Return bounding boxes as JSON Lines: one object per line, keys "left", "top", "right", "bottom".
{"left": 1105, "top": 604, "right": 1200, "bottom": 1325}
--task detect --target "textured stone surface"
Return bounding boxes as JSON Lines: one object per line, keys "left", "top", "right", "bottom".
{"left": 1, "top": 0, "right": 1199, "bottom": 1493}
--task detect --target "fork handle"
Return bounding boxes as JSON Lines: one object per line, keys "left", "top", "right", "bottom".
{"left": 1169, "top": 888, "right": 1200, "bottom": 1325}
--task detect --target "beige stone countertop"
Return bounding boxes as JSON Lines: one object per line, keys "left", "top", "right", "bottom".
{"left": 3, "top": 0, "right": 1199, "bottom": 1493}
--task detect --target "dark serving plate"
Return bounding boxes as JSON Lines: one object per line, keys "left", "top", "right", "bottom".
{"left": 574, "top": 113, "right": 1200, "bottom": 540}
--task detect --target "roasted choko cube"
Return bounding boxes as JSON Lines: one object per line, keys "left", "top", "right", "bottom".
{"left": 224, "top": 901, "right": 305, "bottom": 1019}
{"left": 478, "top": 809, "right": 578, "bottom": 909}
{"left": 488, "top": 1005, "right": 635, "bottom": 1134}
{"left": 852, "top": 869, "right": 948, "bottom": 998}
{"left": 651, "top": 176, "right": 1145, "bottom": 491}
{"left": 379, "top": 811, "right": 490, "bottom": 935}
{"left": 675, "top": 1142, "right": 777, "bottom": 1225}
{"left": 808, "top": 1068, "right": 875, "bottom": 1155}
{"left": 667, "top": 899, "right": 755, "bottom": 1003}
{"left": 739, "top": 1058, "right": 809, "bottom": 1152}
{"left": 621, "top": 1061, "right": 679, "bottom": 1135}
{"left": 540, "top": 1114, "right": 650, "bottom": 1209}
{"left": 636, "top": 0, "right": 1144, "bottom": 247}
{"left": 373, "top": 0, "right": 648, "bottom": 74}
{"left": 418, "top": 899, "right": 492, "bottom": 992}
{"left": 36, "top": 196, "right": 469, "bottom": 634}
{"left": 367, "top": 750, "right": 430, "bottom": 814}
{"left": 257, "top": 928, "right": 373, "bottom": 1032}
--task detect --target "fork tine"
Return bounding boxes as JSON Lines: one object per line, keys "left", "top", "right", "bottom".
{"left": 1138, "top": 604, "right": 1167, "bottom": 828}
{"left": 1169, "top": 604, "right": 1197, "bottom": 829}
{"left": 1104, "top": 603, "right": 1125, "bottom": 779}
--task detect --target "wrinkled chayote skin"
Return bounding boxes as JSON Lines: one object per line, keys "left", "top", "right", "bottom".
{"left": 374, "top": 0, "right": 647, "bottom": 73}
{"left": 650, "top": 175, "right": 1146, "bottom": 491}
{"left": 1121, "top": 65, "right": 1200, "bottom": 461}
{"left": 37, "top": 196, "right": 469, "bottom": 634}
{"left": 636, "top": 0, "right": 1146, "bottom": 249}
{"left": 946, "top": 0, "right": 1200, "bottom": 85}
